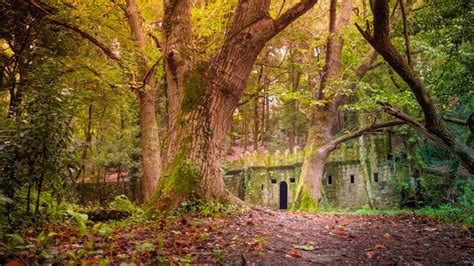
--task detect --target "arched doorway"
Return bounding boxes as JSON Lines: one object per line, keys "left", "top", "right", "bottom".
{"left": 279, "top": 181, "right": 288, "bottom": 209}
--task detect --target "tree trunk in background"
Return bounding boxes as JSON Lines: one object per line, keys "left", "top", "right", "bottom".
{"left": 253, "top": 66, "right": 265, "bottom": 152}
{"left": 243, "top": 114, "right": 248, "bottom": 152}
{"left": 253, "top": 97, "right": 259, "bottom": 152}
{"left": 261, "top": 93, "right": 266, "bottom": 147}
{"left": 289, "top": 126, "right": 296, "bottom": 152}
{"left": 293, "top": 0, "right": 352, "bottom": 211}
{"left": 126, "top": 0, "right": 162, "bottom": 200}
{"left": 265, "top": 93, "right": 270, "bottom": 142}
{"left": 137, "top": 89, "right": 162, "bottom": 200}
{"left": 289, "top": 60, "right": 301, "bottom": 151}
{"left": 148, "top": 0, "right": 318, "bottom": 210}
{"left": 77, "top": 105, "right": 93, "bottom": 182}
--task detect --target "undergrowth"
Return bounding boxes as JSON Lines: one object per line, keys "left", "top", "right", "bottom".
{"left": 174, "top": 198, "right": 238, "bottom": 218}
{"left": 320, "top": 203, "right": 473, "bottom": 227}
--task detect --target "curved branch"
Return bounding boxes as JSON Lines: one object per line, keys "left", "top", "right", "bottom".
{"left": 379, "top": 102, "right": 449, "bottom": 148}
{"left": 29, "top": 0, "right": 126, "bottom": 69}
{"left": 272, "top": 0, "right": 318, "bottom": 36}
{"left": 140, "top": 56, "right": 163, "bottom": 90}
{"left": 356, "top": 0, "right": 474, "bottom": 173}
{"left": 443, "top": 117, "right": 468, "bottom": 126}
{"left": 329, "top": 119, "right": 406, "bottom": 150}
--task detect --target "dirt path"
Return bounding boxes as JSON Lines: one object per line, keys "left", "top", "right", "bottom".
{"left": 221, "top": 208, "right": 473, "bottom": 265}
{"left": 6, "top": 208, "right": 473, "bottom": 265}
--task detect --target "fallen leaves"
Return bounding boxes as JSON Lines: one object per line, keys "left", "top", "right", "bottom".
{"left": 290, "top": 250, "right": 302, "bottom": 258}
{"left": 366, "top": 251, "right": 376, "bottom": 259}
{"left": 4, "top": 209, "right": 470, "bottom": 265}
{"left": 374, "top": 244, "right": 386, "bottom": 250}
{"left": 5, "top": 260, "right": 22, "bottom": 266}
{"left": 293, "top": 243, "right": 315, "bottom": 251}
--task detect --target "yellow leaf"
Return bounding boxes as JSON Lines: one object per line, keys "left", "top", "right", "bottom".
{"left": 366, "top": 251, "right": 376, "bottom": 259}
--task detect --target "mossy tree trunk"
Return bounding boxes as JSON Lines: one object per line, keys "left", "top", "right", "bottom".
{"left": 163, "top": 0, "right": 194, "bottom": 165}
{"left": 293, "top": 108, "right": 336, "bottom": 211}
{"left": 293, "top": 0, "right": 352, "bottom": 211}
{"left": 149, "top": 0, "right": 318, "bottom": 210}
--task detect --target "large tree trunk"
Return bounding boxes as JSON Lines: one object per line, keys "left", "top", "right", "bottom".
{"left": 163, "top": 0, "right": 194, "bottom": 165}
{"left": 148, "top": 0, "right": 318, "bottom": 210}
{"left": 126, "top": 0, "right": 162, "bottom": 200}
{"left": 293, "top": 109, "right": 336, "bottom": 211}
{"left": 293, "top": 0, "right": 352, "bottom": 211}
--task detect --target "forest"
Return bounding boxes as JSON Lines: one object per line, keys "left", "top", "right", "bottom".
{"left": 0, "top": 0, "right": 473, "bottom": 264}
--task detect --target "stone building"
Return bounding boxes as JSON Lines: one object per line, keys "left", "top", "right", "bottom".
{"left": 224, "top": 133, "right": 410, "bottom": 210}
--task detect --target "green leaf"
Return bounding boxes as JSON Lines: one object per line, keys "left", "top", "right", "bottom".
{"left": 67, "top": 209, "right": 89, "bottom": 236}
{"left": 293, "top": 243, "right": 315, "bottom": 251}
{"left": 136, "top": 241, "right": 154, "bottom": 252}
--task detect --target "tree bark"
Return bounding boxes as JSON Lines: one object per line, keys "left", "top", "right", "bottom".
{"left": 253, "top": 97, "right": 259, "bottom": 152}
{"left": 126, "top": 0, "right": 162, "bottom": 200}
{"left": 294, "top": 110, "right": 334, "bottom": 211}
{"left": 163, "top": 0, "right": 194, "bottom": 164}
{"left": 149, "top": 0, "right": 318, "bottom": 210}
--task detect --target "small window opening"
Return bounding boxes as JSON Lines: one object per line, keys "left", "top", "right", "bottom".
{"left": 350, "top": 175, "right": 355, "bottom": 184}
{"left": 261, "top": 184, "right": 264, "bottom": 190}
{"left": 271, "top": 179, "right": 277, "bottom": 184}
{"left": 373, "top": 173, "right": 379, "bottom": 182}
{"left": 290, "top": 177, "right": 296, "bottom": 183}
{"left": 327, "top": 175, "right": 333, "bottom": 185}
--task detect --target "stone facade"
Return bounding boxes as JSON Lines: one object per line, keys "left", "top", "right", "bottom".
{"left": 224, "top": 134, "right": 410, "bottom": 210}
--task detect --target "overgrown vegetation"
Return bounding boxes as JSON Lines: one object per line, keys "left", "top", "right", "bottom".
{"left": 0, "top": 0, "right": 472, "bottom": 263}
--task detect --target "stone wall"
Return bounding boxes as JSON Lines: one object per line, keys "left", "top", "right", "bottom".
{"left": 224, "top": 134, "right": 410, "bottom": 210}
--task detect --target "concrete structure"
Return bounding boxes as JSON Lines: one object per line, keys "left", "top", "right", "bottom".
{"left": 224, "top": 134, "right": 410, "bottom": 210}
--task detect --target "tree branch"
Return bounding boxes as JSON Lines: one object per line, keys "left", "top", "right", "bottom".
{"left": 379, "top": 102, "right": 447, "bottom": 147}
{"left": 238, "top": 71, "right": 289, "bottom": 106}
{"left": 328, "top": 119, "right": 406, "bottom": 150}
{"left": 443, "top": 117, "right": 468, "bottom": 126}
{"left": 272, "top": 0, "right": 318, "bottom": 35}
{"left": 399, "top": 0, "right": 412, "bottom": 66}
{"left": 29, "top": 0, "right": 126, "bottom": 69}
{"left": 140, "top": 56, "right": 163, "bottom": 90}
{"left": 356, "top": 0, "right": 474, "bottom": 173}
{"left": 148, "top": 33, "right": 163, "bottom": 51}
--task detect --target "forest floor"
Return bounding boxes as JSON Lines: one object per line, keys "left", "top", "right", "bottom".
{"left": 5, "top": 207, "right": 474, "bottom": 265}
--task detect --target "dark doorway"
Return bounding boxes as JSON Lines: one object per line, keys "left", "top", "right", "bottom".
{"left": 279, "top": 181, "right": 288, "bottom": 209}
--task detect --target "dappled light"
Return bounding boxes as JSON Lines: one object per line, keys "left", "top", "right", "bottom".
{"left": 0, "top": 0, "right": 472, "bottom": 264}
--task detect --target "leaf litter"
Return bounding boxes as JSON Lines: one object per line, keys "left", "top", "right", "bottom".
{"left": 2, "top": 207, "right": 473, "bottom": 265}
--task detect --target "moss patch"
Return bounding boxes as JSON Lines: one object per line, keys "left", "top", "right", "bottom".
{"left": 182, "top": 64, "right": 206, "bottom": 113}
{"left": 146, "top": 153, "right": 202, "bottom": 211}
{"left": 293, "top": 188, "right": 318, "bottom": 213}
